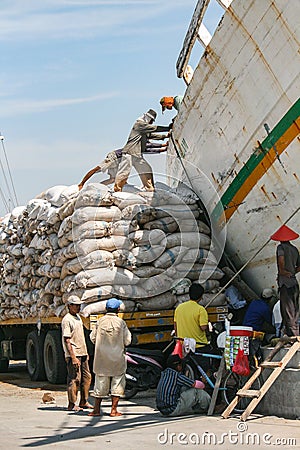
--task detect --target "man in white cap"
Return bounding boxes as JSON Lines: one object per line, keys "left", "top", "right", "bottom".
{"left": 61, "top": 295, "right": 92, "bottom": 412}
{"left": 88, "top": 298, "right": 131, "bottom": 417}
{"left": 114, "top": 109, "right": 172, "bottom": 192}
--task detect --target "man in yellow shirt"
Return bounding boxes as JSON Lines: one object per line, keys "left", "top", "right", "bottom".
{"left": 174, "top": 283, "right": 208, "bottom": 348}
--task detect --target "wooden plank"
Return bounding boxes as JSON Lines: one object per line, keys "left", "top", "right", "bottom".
{"left": 176, "top": 0, "right": 210, "bottom": 78}
{"left": 260, "top": 361, "right": 282, "bottom": 368}
{"left": 237, "top": 389, "right": 261, "bottom": 398}
{"left": 0, "top": 317, "right": 62, "bottom": 326}
{"left": 240, "top": 341, "right": 300, "bottom": 421}
{"left": 207, "top": 355, "right": 225, "bottom": 415}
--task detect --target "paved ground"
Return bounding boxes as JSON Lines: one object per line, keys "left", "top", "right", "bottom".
{"left": 1, "top": 362, "right": 299, "bottom": 449}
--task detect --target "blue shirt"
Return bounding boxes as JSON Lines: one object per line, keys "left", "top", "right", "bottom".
{"left": 156, "top": 368, "right": 194, "bottom": 415}
{"left": 243, "top": 299, "right": 272, "bottom": 331}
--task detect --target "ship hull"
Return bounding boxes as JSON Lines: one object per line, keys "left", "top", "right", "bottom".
{"left": 169, "top": 0, "right": 300, "bottom": 293}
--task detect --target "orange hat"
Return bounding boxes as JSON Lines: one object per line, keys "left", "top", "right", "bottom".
{"left": 160, "top": 96, "right": 174, "bottom": 112}
{"left": 270, "top": 224, "right": 299, "bottom": 241}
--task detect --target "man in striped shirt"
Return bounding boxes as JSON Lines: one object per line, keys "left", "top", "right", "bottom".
{"left": 156, "top": 354, "right": 210, "bottom": 416}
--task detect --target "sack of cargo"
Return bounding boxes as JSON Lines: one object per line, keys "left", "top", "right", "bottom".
{"left": 184, "top": 248, "right": 217, "bottom": 264}
{"left": 173, "top": 183, "right": 199, "bottom": 203}
{"left": 109, "top": 219, "right": 139, "bottom": 236}
{"left": 81, "top": 299, "right": 135, "bottom": 317}
{"left": 71, "top": 221, "right": 110, "bottom": 240}
{"left": 165, "top": 232, "right": 210, "bottom": 250}
{"left": 61, "top": 249, "right": 114, "bottom": 278}
{"left": 136, "top": 292, "right": 177, "bottom": 311}
{"left": 75, "top": 185, "right": 112, "bottom": 208}
{"left": 141, "top": 271, "right": 175, "bottom": 295}
{"left": 7, "top": 243, "right": 23, "bottom": 257}
{"left": 199, "top": 292, "right": 227, "bottom": 307}
{"left": 111, "top": 192, "right": 147, "bottom": 209}
{"left": 63, "top": 284, "right": 146, "bottom": 303}
{"left": 122, "top": 204, "right": 157, "bottom": 224}
{"left": 74, "top": 236, "right": 132, "bottom": 256}
{"left": 37, "top": 263, "right": 61, "bottom": 279}
{"left": 143, "top": 216, "right": 178, "bottom": 233}
{"left": 174, "top": 293, "right": 190, "bottom": 305}
{"left": 57, "top": 216, "right": 73, "bottom": 238}
{"left": 179, "top": 219, "right": 210, "bottom": 234}
{"left": 54, "top": 243, "right": 77, "bottom": 266}
{"left": 72, "top": 206, "right": 121, "bottom": 224}
{"left": 171, "top": 278, "right": 192, "bottom": 295}
{"left": 153, "top": 246, "right": 188, "bottom": 269}
{"left": 139, "top": 189, "right": 189, "bottom": 207}
{"left": 131, "top": 244, "right": 165, "bottom": 264}
{"left": 44, "top": 184, "right": 79, "bottom": 207}
{"left": 26, "top": 199, "right": 51, "bottom": 220}
{"left": 198, "top": 265, "right": 224, "bottom": 281}
{"left": 129, "top": 229, "right": 166, "bottom": 246}
{"left": 44, "top": 278, "right": 62, "bottom": 295}
{"left": 75, "top": 267, "right": 140, "bottom": 289}
{"left": 200, "top": 279, "right": 220, "bottom": 292}
{"left": 112, "top": 249, "right": 136, "bottom": 268}
{"left": 157, "top": 203, "right": 199, "bottom": 215}
{"left": 132, "top": 265, "right": 164, "bottom": 278}
{"left": 58, "top": 198, "right": 76, "bottom": 221}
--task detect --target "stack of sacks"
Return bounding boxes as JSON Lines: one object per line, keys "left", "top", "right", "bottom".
{"left": 0, "top": 181, "right": 226, "bottom": 320}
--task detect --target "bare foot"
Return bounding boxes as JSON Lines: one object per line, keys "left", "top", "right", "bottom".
{"left": 88, "top": 411, "right": 101, "bottom": 417}
{"left": 110, "top": 411, "right": 122, "bottom": 417}
{"left": 79, "top": 402, "right": 94, "bottom": 409}
{"left": 68, "top": 405, "right": 83, "bottom": 412}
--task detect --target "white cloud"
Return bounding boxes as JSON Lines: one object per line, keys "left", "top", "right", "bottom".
{"left": 0, "top": 1, "right": 195, "bottom": 41}
{"left": 0, "top": 92, "right": 118, "bottom": 117}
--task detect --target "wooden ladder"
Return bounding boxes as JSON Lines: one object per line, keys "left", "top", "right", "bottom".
{"left": 222, "top": 336, "right": 300, "bottom": 421}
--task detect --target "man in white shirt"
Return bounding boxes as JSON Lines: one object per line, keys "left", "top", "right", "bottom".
{"left": 61, "top": 295, "right": 92, "bottom": 412}
{"left": 88, "top": 298, "right": 131, "bottom": 417}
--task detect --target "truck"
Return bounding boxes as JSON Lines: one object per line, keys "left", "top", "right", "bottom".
{"left": 0, "top": 305, "right": 228, "bottom": 384}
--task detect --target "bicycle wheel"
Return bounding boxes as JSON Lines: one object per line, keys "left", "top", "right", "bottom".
{"left": 184, "top": 363, "right": 195, "bottom": 380}
{"left": 222, "top": 367, "right": 262, "bottom": 414}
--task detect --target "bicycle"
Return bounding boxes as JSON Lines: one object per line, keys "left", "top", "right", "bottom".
{"left": 174, "top": 337, "right": 262, "bottom": 414}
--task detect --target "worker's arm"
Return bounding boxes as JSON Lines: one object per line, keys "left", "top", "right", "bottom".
{"left": 64, "top": 337, "right": 80, "bottom": 367}
{"left": 278, "top": 255, "right": 292, "bottom": 277}
{"left": 78, "top": 165, "right": 101, "bottom": 190}
{"left": 200, "top": 324, "right": 208, "bottom": 331}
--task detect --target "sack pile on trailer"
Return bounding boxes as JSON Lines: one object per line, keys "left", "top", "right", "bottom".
{"left": 0, "top": 182, "right": 226, "bottom": 320}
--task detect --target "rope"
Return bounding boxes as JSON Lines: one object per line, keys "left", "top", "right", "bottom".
{"left": 0, "top": 135, "right": 18, "bottom": 205}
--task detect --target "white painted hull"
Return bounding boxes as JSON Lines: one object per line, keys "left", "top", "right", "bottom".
{"left": 169, "top": 0, "right": 300, "bottom": 293}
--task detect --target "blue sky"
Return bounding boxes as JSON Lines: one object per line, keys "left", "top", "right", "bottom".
{"left": 0, "top": 0, "right": 224, "bottom": 217}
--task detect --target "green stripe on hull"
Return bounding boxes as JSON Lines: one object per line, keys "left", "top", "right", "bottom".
{"left": 212, "top": 98, "right": 300, "bottom": 223}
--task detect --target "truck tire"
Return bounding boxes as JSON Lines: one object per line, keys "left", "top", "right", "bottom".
{"left": 43, "top": 330, "right": 67, "bottom": 384}
{"left": 0, "top": 330, "right": 9, "bottom": 372}
{"left": 26, "top": 331, "right": 46, "bottom": 381}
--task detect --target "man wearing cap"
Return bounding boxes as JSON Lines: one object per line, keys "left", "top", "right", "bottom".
{"left": 271, "top": 224, "right": 300, "bottom": 336}
{"left": 156, "top": 354, "right": 210, "bottom": 416}
{"left": 61, "top": 295, "right": 92, "bottom": 412}
{"left": 114, "top": 109, "right": 171, "bottom": 192}
{"left": 160, "top": 95, "right": 183, "bottom": 113}
{"left": 88, "top": 298, "right": 131, "bottom": 417}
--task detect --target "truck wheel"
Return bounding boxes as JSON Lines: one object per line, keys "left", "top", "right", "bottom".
{"left": 43, "top": 330, "right": 67, "bottom": 384}
{"left": 0, "top": 358, "right": 9, "bottom": 372}
{"left": 26, "top": 331, "right": 46, "bottom": 381}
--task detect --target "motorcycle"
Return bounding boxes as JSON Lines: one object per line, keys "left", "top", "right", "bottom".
{"left": 125, "top": 346, "right": 170, "bottom": 399}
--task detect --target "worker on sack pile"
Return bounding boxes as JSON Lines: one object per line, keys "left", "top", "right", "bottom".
{"left": 160, "top": 95, "right": 183, "bottom": 113}
{"left": 61, "top": 295, "right": 92, "bottom": 412}
{"left": 271, "top": 224, "right": 300, "bottom": 337}
{"left": 88, "top": 298, "right": 131, "bottom": 417}
{"left": 78, "top": 134, "right": 169, "bottom": 190}
{"left": 113, "top": 109, "right": 172, "bottom": 192}
{"left": 156, "top": 354, "right": 210, "bottom": 416}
